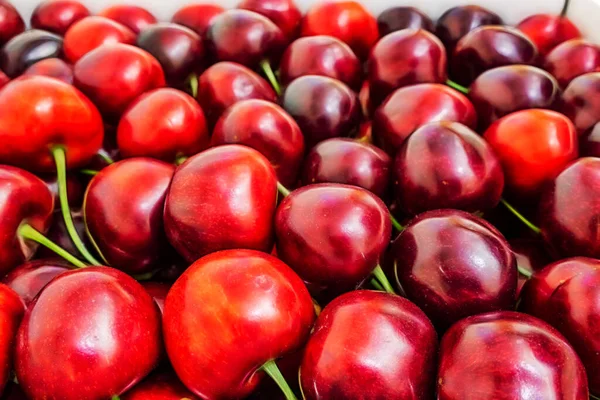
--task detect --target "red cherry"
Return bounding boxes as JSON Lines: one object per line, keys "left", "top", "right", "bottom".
{"left": 377, "top": 6, "right": 434, "bottom": 36}
{"left": 98, "top": 5, "right": 157, "bottom": 34}
{"left": 117, "top": 88, "right": 209, "bottom": 162}
{"left": 30, "top": 0, "right": 90, "bottom": 35}
{"left": 518, "top": 14, "right": 581, "bottom": 56}
{"left": 0, "top": 1, "right": 24, "bottom": 45}
{"left": 171, "top": 4, "right": 224, "bottom": 37}
{"left": 435, "top": 5, "right": 502, "bottom": 51}
{"left": 121, "top": 370, "right": 197, "bottom": 400}
{"left": 0, "top": 29, "right": 63, "bottom": 78}
{"left": 22, "top": 58, "right": 73, "bottom": 84}
{"left": 301, "top": 0, "right": 378, "bottom": 59}
{"left": 0, "top": 284, "right": 24, "bottom": 395}
{"left": 560, "top": 72, "right": 600, "bottom": 134}
{"left": 2, "top": 259, "right": 71, "bottom": 307}
{"left": 484, "top": 109, "right": 578, "bottom": 199}
{"left": 544, "top": 39, "right": 600, "bottom": 87}
{"left": 63, "top": 16, "right": 136, "bottom": 63}
{"left": 238, "top": 0, "right": 302, "bottom": 42}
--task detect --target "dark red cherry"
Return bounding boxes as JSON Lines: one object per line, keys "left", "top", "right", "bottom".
{"left": 238, "top": 0, "right": 302, "bottom": 42}
{"left": 0, "top": 1, "right": 24, "bottom": 45}
{"left": 581, "top": 122, "right": 600, "bottom": 157}
{"left": 435, "top": 5, "right": 502, "bottom": 51}
{"left": 451, "top": 26, "right": 538, "bottom": 86}
{"left": 544, "top": 39, "right": 600, "bottom": 87}
{"left": 368, "top": 29, "right": 447, "bottom": 109}
{"left": 469, "top": 65, "right": 561, "bottom": 130}
{"left": 518, "top": 13, "right": 581, "bottom": 56}
{"left": 0, "top": 29, "right": 63, "bottom": 77}
{"left": 393, "top": 121, "right": 504, "bottom": 215}
{"left": 171, "top": 4, "right": 224, "bottom": 38}
{"left": 560, "top": 72, "right": 600, "bottom": 134}
{"left": 377, "top": 6, "right": 434, "bottom": 36}
{"left": 98, "top": 5, "right": 157, "bottom": 34}
{"left": 281, "top": 75, "right": 361, "bottom": 149}
{"left": 22, "top": 58, "right": 73, "bottom": 84}
{"left": 30, "top": 0, "right": 90, "bottom": 35}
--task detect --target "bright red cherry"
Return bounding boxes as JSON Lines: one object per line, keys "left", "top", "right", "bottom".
{"left": 300, "top": 291, "right": 437, "bottom": 400}
{"left": 544, "top": 39, "right": 600, "bottom": 87}
{"left": 122, "top": 370, "right": 197, "bottom": 400}
{"left": 301, "top": 0, "right": 378, "bottom": 59}
{"left": 0, "top": 284, "right": 24, "bottom": 395}
{"left": 98, "top": 5, "right": 157, "bottom": 34}
{"left": 0, "top": 1, "right": 24, "bottom": 45}
{"left": 30, "top": 0, "right": 90, "bottom": 35}
{"left": 171, "top": 4, "right": 224, "bottom": 38}
{"left": 2, "top": 259, "right": 71, "bottom": 307}
{"left": 377, "top": 6, "right": 434, "bottom": 36}
{"left": 435, "top": 5, "right": 502, "bottom": 51}
{"left": 484, "top": 109, "right": 578, "bottom": 199}
{"left": 518, "top": 13, "right": 581, "bottom": 56}
{"left": 22, "top": 57, "right": 73, "bottom": 84}
{"left": 238, "top": 0, "right": 302, "bottom": 42}
{"left": 63, "top": 16, "right": 136, "bottom": 63}
{"left": 164, "top": 249, "right": 315, "bottom": 399}
{"left": 561, "top": 72, "right": 600, "bottom": 134}
{"left": 117, "top": 88, "right": 209, "bottom": 162}
{"left": 0, "top": 29, "right": 63, "bottom": 77}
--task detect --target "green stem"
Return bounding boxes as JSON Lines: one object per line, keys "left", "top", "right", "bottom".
{"left": 561, "top": 0, "right": 571, "bottom": 16}
{"left": 277, "top": 182, "right": 291, "bottom": 198}
{"left": 590, "top": 393, "right": 600, "bottom": 400}
{"left": 18, "top": 224, "right": 86, "bottom": 268}
{"left": 80, "top": 169, "right": 99, "bottom": 176}
{"left": 261, "top": 359, "right": 297, "bottom": 400}
{"left": 390, "top": 214, "right": 404, "bottom": 232}
{"left": 500, "top": 198, "right": 541, "bottom": 234}
{"left": 111, "top": 396, "right": 120, "bottom": 400}
{"left": 518, "top": 265, "right": 533, "bottom": 279}
{"left": 98, "top": 151, "right": 114, "bottom": 165}
{"left": 51, "top": 146, "right": 103, "bottom": 266}
{"left": 175, "top": 155, "right": 188, "bottom": 166}
{"left": 133, "top": 270, "right": 157, "bottom": 281}
{"left": 446, "top": 79, "right": 470, "bottom": 94}
{"left": 372, "top": 265, "right": 396, "bottom": 294}
{"left": 261, "top": 60, "right": 281, "bottom": 96}
{"left": 187, "top": 73, "right": 199, "bottom": 98}
{"left": 370, "top": 278, "right": 384, "bottom": 291}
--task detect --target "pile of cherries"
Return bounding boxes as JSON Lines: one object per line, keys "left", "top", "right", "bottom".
{"left": 0, "top": 0, "right": 599, "bottom": 398}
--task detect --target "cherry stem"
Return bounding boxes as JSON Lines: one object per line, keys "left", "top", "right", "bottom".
{"left": 261, "top": 359, "right": 298, "bottom": 400}
{"left": 561, "top": 0, "right": 571, "bottom": 17}
{"left": 446, "top": 79, "right": 470, "bottom": 94}
{"left": 390, "top": 214, "right": 404, "bottom": 231}
{"left": 111, "top": 396, "right": 120, "bottom": 400}
{"left": 133, "top": 270, "right": 157, "bottom": 281}
{"left": 312, "top": 298, "right": 322, "bottom": 316}
{"left": 370, "top": 278, "right": 384, "bottom": 291}
{"left": 18, "top": 224, "right": 87, "bottom": 268}
{"left": 372, "top": 265, "right": 396, "bottom": 294}
{"left": 98, "top": 151, "right": 114, "bottom": 165}
{"left": 260, "top": 60, "right": 281, "bottom": 96}
{"left": 187, "top": 73, "right": 199, "bottom": 98}
{"left": 590, "top": 393, "right": 600, "bottom": 400}
{"left": 80, "top": 169, "right": 99, "bottom": 176}
{"left": 518, "top": 265, "right": 533, "bottom": 279}
{"left": 277, "top": 182, "right": 291, "bottom": 198}
{"left": 500, "top": 198, "right": 541, "bottom": 234}
{"left": 175, "top": 155, "right": 188, "bottom": 166}
{"left": 51, "top": 146, "right": 103, "bottom": 266}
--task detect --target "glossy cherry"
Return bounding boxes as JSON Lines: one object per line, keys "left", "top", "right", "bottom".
{"left": 484, "top": 109, "right": 578, "bottom": 199}
{"left": 21, "top": 57, "right": 73, "bottom": 84}
{"left": 0, "top": 2, "right": 24, "bottom": 46}
{"left": 377, "top": 6, "right": 434, "bottom": 36}
{"left": 165, "top": 145, "right": 277, "bottom": 262}
{"left": 0, "top": 284, "right": 24, "bottom": 395}
{"left": 98, "top": 5, "right": 157, "bottom": 34}
{"left": 544, "top": 39, "right": 600, "bottom": 87}
{"left": 117, "top": 88, "right": 209, "bottom": 162}
{"left": 391, "top": 209, "right": 517, "bottom": 330}
{"left": 197, "top": 61, "right": 277, "bottom": 127}
{"left": 281, "top": 75, "right": 361, "bottom": 149}
{"left": 539, "top": 157, "right": 600, "bottom": 258}
{"left": 438, "top": 311, "right": 589, "bottom": 399}
{"left": 63, "top": 16, "right": 136, "bottom": 63}
{"left": 279, "top": 35, "right": 362, "bottom": 90}
{"left": 163, "top": 249, "right": 315, "bottom": 399}
{"left": 301, "top": 1, "right": 378, "bottom": 59}
{"left": 451, "top": 26, "right": 538, "bottom": 86}
{"left": 301, "top": 138, "right": 391, "bottom": 199}
{"left": 171, "top": 4, "right": 224, "bottom": 38}
{"left": 73, "top": 43, "right": 165, "bottom": 119}
{"left": 368, "top": 29, "right": 447, "bottom": 109}
{"left": 122, "top": 370, "right": 197, "bottom": 400}
{"left": 136, "top": 23, "right": 204, "bottom": 85}
{"left": 15, "top": 267, "right": 162, "bottom": 400}
{"left": 211, "top": 99, "right": 304, "bottom": 187}
{"left": 435, "top": 5, "right": 502, "bottom": 51}
{"left": 300, "top": 291, "right": 437, "bottom": 400}
{"left": 2, "top": 259, "right": 71, "bottom": 307}
{"left": 581, "top": 122, "right": 600, "bottom": 156}
{"left": 469, "top": 65, "right": 560, "bottom": 130}
{"left": 560, "top": 72, "right": 600, "bottom": 134}
{"left": 0, "top": 29, "right": 63, "bottom": 77}
{"left": 373, "top": 83, "right": 477, "bottom": 156}
{"left": 30, "top": 0, "right": 90, "bottom": 35}
{"left": 518, "top": 13, "right": 581, "bottom": 56}
{"left": 238, "top": 0, "right": 302, "bottom": 42}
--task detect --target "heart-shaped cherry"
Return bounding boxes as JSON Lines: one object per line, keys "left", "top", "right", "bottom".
{"left": 171, "top": 4, "right": 224, "bottom": 38}
{"left": 377, "top": 6, "right": 434, "bottom": 36}
{"left": 0, "top": 1, "right": 24, "bottom": 46}
{"left": 30, "top": 0, "right": 90, "bottom": 35}
{"left": 0, "top": 284, "right": 24, "bottom": 395}
{"left": 22, "top": 57, "right": 73, "bottom": 84}
{"left": 560, "top": 72, "right": 600, "bottom": 134}
{"left": 238, "top": 0, "right": 301, "bottom": 43}
{"left": 2, "top": 259, "right": 71, "bottom": 307}
{"left": 544, "top": 39, "right": 600, "bottom": 87}
{"left": 435, "top": 5, "right": 502, "bottom": 51}
{"left": 98, "top": 5, "right": 157, "bottom": 34}
{"left": 0, "top": 29, "right": 63, "bottom": 77}
{"left": 122, "top": 370, "right": 198, "bottom": 400}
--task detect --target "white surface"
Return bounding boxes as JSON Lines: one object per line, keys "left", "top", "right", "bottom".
{"left": 12, "top": 0, "right": 600, "bottom": 42}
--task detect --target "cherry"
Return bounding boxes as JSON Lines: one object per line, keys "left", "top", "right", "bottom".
{"left": 391, "top": 209, "right": 517, "bottom": 330}
{"left": 136, "top": 23, "right": 204, "bottom": 85}
{"left": 438, "top": 311, "right": 589, "bottom": 399}
{"left": 451, "top": 26, "right": 538, "bottom": 86}
{"left": 140, "top": 282, "right": 170, "bottom": 316}
{"left": 281, "top": 75, "right": 361, "bottom": 149}
{"left": 368, "top": 29, "right": 447, "bottom": 110}
{"left": 301, "top": 138, "right": 391, "bottom": 199}
{"left": 435, "top": 5, "right": 502, "bottom": 51}
{"left": 300, "top": 291, "right": 437, "bottom": 399}
{"left": 393, "top": 121, "right": 504, "bottom": 215}
{"left": 30, "top": 0, "right": 90, "bottom": 35}
{"left": 63, "top": 16, "right": 136, "bottom": 63}
{"left": 122, "top": 370, "right": 197, "bottom": 400}
{"left": 470, "top": 65, "right": 560, "bottom": 130}
{"left": 377, "top": 6, "right": 434, "bottom": 36}
{"left": 560, "top": 72, "right": 600, "bottom": 134}
{"left": 2, "top": 259, "right": 71, "bottom": 307}
{"left": 171, "top": 4, "right": 224, "bottom": 38}
{"left": 372, "top": 83, "right": 477, "bottom": 156}
{"left": 98, "top": 5, "right": 157, "bottom": 34}
{"left": 301, "top": 1, "right": 377, "bottom": 60}
{"left": 539, "top": 157, "right": 600, "bottom": 258}
{"left": 164, "top": 145, "right": 277, "bottom": 262}
{"left": 198, "top": 61, "right": 277, "bottom": 127}
{"left": 484, "top": 109, "right": 578, "bottom": 200}
{"left": 211, "top": 99, "right": 304, "bottom": 187}
{"left": 84, "top": 158, "right": 175, "bottom": 274}
{"left": 275, "top": 183, "right": 393, "bottom": 298}
{"left": 0, "top": 284, "right": 24, "bottom": 395}
{"left": 581, "top": 122, "right": 600, "bottom": 156}
{"left": 517, "top": 12, "right": 581, "bottom": 56}
{"left": 238, "top": 0, "right": 301, "bottom": 42}
{"left": 21, "top": 57, "right": 73, "bottom": 84}
{"left": 279, "top": 35, "right": 362, "bottom": 90}
{"left": 521, "top": 258, "right": 600, "bottom": 394}
{"left": 117, "top": 88, "right": 209, "bottom": 162}
{"left": 0, "top": 1, "right": 24, "bottom": 46}
{"left": 544, "top": 39, "right": 600, "bottom": 87}
{"left": 73, "top": 43, "right": 165, "bottom": 119}
{"left": 510, "top": 238, "right": 553, "bottom": 297}
{"left": 164, "top": 249, "right": 315, "bottom": 400}
{"left": 15, "top": 267, "right": 162, "bottom": 400}
{"left": 0, "top": 29, "right": 63, "bottom": 77}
